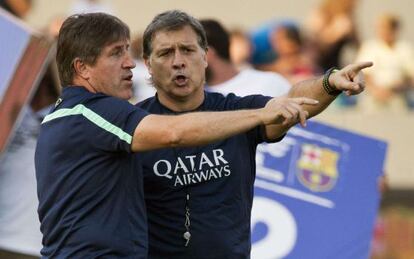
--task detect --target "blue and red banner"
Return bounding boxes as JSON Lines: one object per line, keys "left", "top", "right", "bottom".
{"left": 251, "top": 120, "right": 387, "bottom": 259}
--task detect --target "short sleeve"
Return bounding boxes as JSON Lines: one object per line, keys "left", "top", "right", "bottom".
{"left": 222, "top": 93, "right": 272, "bottom": 110}
{"left": 84, "top": 97, "right": 149, "bottom": 153}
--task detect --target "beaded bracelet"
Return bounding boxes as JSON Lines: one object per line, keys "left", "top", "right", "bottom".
{"left": 322, "top": 67, "right": 342, "bottom": 96}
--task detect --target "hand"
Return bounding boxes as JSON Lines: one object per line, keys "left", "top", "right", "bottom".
{"left": 263, "top": 97, "right": 319, "bottom": 127}
{"left": 329, "top": 62, "right": 373, "bottom": 96}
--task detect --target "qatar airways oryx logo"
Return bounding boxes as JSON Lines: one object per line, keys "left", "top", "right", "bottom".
{"left": 152, "top": 149, "right": 231, "bottom": 187}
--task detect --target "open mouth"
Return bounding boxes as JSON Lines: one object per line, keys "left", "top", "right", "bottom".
{"left": 173, "top": 74, "right": 188, "bottom": 86}
{"left": 123, "top": 74, "right": 133, "bottom": 81}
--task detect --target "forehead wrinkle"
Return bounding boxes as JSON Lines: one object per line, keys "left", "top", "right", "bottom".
{"left": 152, "top": 27, "right": 199, "bottom": 47}
{"left": 154, "top": 41, "right": 198, "bottom": 53}
{"left": 103, "top": 40, "right": 130, "bottom": 51}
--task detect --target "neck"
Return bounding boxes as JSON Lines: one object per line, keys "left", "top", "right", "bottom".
{"left": 72, "top": 77, "right": 97, "bottom": 93}
{"left": 207, "top": 59, "right": 239, "bottom": 86}
{"left": 157, "top": 89, "right": 205, "bottom": 112}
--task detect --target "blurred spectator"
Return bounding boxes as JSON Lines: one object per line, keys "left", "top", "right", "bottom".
{"left": 268, "top": 23, "right": 319, "bottom": 84}
{"left": 0, "top": 0, "right": 32, "bottom": 18}
{"left": 306, "top": 0, "right": 359, "bottom": 71}
{"left": 200, "top": 19, "right": 291, "bottom": 97}
{"left": 0, "top": 69, "right": 59, "bottom": 259}
{"left": 69, "top": 0, "right": 113, "bottom": 15}
{"left": 44, "top": 15, "right": 65, "bottom": 39}
{"left": 249, "top": 21, "right": 278, "bottom": 69}
{"left": 229, "top": 28, "right": 252, "bottom": 69}
{"left": 356, "top": 13, "right": 414, "bottom": 113}
{"left": 130, "top": 34, "right": 156, "bottom": 102}
{"left": 371, "top": 207, "right": 414, "bottom": 258}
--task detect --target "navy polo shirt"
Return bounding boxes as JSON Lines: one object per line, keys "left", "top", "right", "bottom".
{"left": 35, "top": 86, "right": 149, "bottom": 258}
{"left": 136, "top": 92, "right": 280, "bottom": 259}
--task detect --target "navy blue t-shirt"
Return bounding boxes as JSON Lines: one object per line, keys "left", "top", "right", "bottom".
{"left": 35, "top": 86, "right": 149, "bottom": 258}
{"left": 136, "top": 92, "right": 280, "bottom": 259}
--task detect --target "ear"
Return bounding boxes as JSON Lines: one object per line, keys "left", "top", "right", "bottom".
{"left": 144, "top": 58, "right": 153, "bottom": 75}
{"left": 202, "top": 48, "right": 208, "bottom": 68}
{"left": 73, "top": 58, "right": 90, "bottom": 80}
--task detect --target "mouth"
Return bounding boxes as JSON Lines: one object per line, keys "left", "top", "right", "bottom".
{"left": 122, "top": 74, "right": 133, "bottom": 82}
{"left": 173, "top": 74, "right": 189, "bottom": 86}
{"left": 121, "top": 74, "right": 133, "bottom": 89}
{"left": 122, "top": 74, "right": 132, "bottom": 81}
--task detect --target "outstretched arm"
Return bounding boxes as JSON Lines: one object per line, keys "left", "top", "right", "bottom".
{"left": 264, "top": 62, "right": 373, "bottom": 140}
{"left": 288, "top": 61, "right": 373, "bottom": 117}
{"left": 131, "top": 97, "right": 317, "bottom": 152}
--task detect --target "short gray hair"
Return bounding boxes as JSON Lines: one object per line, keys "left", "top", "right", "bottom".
{"left": 142, "top": 10, "right": 208, "bottom": 59}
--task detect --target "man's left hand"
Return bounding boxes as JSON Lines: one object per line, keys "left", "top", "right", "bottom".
{"left": 329, "top": 61, "right": 374, "bottom": 96}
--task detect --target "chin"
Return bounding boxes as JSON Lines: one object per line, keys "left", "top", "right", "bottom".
{"left": 176, "top": 83, "right": 200, "bottom": 93}
{"left": 119, "top": 90, "right": 133, "bottom": 101}
{"left": 173, "top": 88, "right": 194, "bottom": 98}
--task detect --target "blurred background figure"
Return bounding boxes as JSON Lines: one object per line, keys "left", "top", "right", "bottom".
{"left": 0, "top": 1, "right": 413, "bottom": 258}
{"left": 0, "top": 70, "right": 59, "bottom": 259}
{"left": 0, "top": 5, "right": 59, "bottom": 258}
{"left": 229, "top": 28, "right": 252, "bottom": 69}
{"left": 0, "top": 3, "right": 43, "bottom": 258}
{"left": 247, "top": 20, "right": 319, "bottom": 85}
{"left": 43, "top": 14, "right": 65, "bottom": 39}
{"left": 200, "top": 18, "right": 291, "bottom": 97}
{"left": 268, "top": 23, "right": 319, "bottom": 84}
{"left": 356, "top": 13, "right": 414, "bottom": 113}
{"left": 306, "top": 0, "right": 359, "bottom": 71}
{"left": 69, "top": 0, "right": 113, "bottom": 15}
{"left": 249, "top": 21, "right": 279, "bottom": 70}
{"left": 130, "top": 34, "right": 156, "bottom": 102}
{"left": 0, "top": 0, "right": 32, "bottom": 18}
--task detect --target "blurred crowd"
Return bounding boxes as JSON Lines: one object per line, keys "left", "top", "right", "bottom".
{"left": 3, "top": 0, "right": 414, "bottom": 113}
{"left": 128, "top": 0, "right": 414, "bottom": 115}
{"left": 1, "top": 0, "right": 413, "bottom": 258}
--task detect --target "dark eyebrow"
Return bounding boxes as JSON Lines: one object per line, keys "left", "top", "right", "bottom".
{"left": 156, "top": 47, "right": 173, "bottom": 54}
{"left": 110, "top": 43, "right": 129, "bottom": 52}
{"left": 179, "top": 42, "right": 197, "bottom": 48}
{"left": 113, "top": 46, "right": 123, "bottom": 51}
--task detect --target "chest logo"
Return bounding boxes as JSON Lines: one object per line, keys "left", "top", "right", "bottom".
{"left": 152, "top": 149, "right": 231, "bottom": 186}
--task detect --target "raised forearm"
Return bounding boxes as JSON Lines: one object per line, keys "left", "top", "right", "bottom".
{"left": 265, "top": 62, "right": 373, "bottom": 140}
{"left": 287, "top": 76, "right": 336, "bottom": 118}
{"left": 263, "top": 78, "right": 335, "bottom": 141}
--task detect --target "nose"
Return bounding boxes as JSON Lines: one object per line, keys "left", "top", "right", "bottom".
{"left": 172, "top": 51, "right": 185, "bottom": 69}
{"left": 123, "top": 52, "right": 136, "bottom": 69}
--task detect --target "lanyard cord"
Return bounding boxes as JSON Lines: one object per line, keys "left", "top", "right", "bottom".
{"left": 168, "top": 102, "right": 206, "bottom": 248}
{"left": 184, "top": 192, "right": 191, "bottom": 246}
{"left": 172, "top": 147, "right": 192, "bottom": 247}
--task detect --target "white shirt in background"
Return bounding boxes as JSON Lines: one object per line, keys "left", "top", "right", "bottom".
{"left": 0, "top": 106, "right": 50, "bottom": 256}
{"left": 205, "top": 68, "right": 291, "bottom": 97}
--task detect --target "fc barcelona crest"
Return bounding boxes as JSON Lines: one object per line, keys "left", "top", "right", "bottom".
{"left": 296, "top": 144, "right": 339, "bottom": 192}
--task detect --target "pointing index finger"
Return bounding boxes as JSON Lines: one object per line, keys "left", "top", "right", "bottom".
{"left": 351, "top": 61, "right": 374, "bottom": 72}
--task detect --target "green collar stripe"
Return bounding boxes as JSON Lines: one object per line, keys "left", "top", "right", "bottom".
{"left": 42, "top": 104, "right": 132, "bottom": 144}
